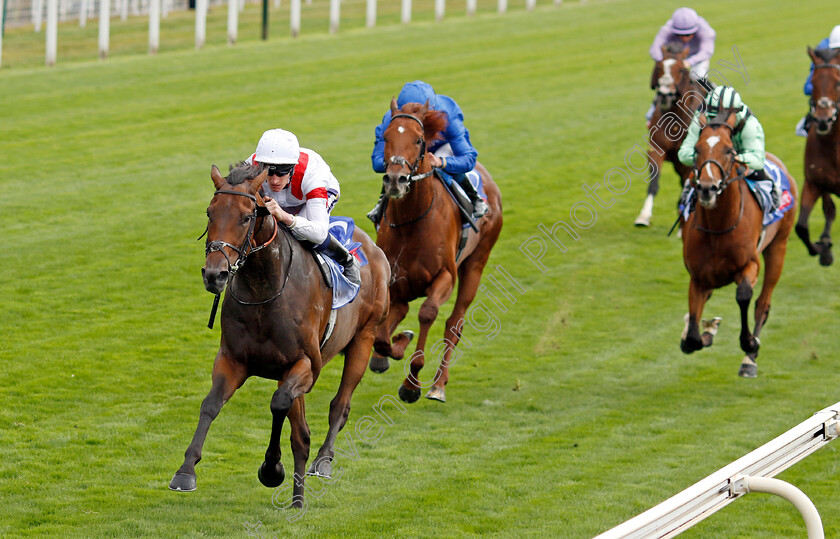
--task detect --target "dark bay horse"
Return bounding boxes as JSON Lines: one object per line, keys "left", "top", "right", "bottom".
{"left": 635, "top": 43, "right": 709, "bottom": 227}
{"left": 369, "top": 99, "right": 503, "bottom": 403}
{"left": 680, "top": 110, "right": 798, "bottom": 378}
{"left": 796, "top": 46, "right": 840, "bottom": 266}
{"left": 169, "top": 164, "right": 390, "bottom": 505}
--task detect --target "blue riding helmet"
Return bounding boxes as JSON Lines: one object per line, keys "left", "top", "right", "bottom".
{"left": 397, "top": 80, "right": 438, "bottom": 109}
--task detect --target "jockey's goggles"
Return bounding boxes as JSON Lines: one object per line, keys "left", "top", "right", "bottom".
{"left": 267, "top": 164, "right": 295, "bottom": 177}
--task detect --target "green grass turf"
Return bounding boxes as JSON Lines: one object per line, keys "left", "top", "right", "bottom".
{"left": 1, "top": 0, "right": 839, "bottom": 536}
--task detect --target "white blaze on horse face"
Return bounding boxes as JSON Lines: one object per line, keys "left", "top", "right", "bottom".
{"left": 704, "top": 162, "right": 714, "bottom": 178}
{"left": 397, "top": 126, "right": 405, "bottom": 134}
{"left": 706, "top": 135, "right": 720, "bottom": 150}
{"left": 658, "top": 59, "right": 677, "bottom": 92}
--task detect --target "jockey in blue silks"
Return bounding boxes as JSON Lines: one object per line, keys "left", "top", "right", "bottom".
{"left": 367, "top": 81, "right": 489, "bottom": 224}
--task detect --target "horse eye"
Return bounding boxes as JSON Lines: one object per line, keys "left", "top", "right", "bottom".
{"left": 416, "top": 138, "right": 423, "bottom": 145}
{"left": 243, "top": 215, "right": 252, "bottom": 223}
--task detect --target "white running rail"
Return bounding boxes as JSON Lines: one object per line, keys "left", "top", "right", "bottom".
{"left": 595, "top": 400, "right": 840, "bottom": 539}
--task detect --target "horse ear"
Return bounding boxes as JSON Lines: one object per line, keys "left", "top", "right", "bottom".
{"left": 390, "top": 97, "right": 399, "bottom": 115}
{"left": 249, "top": 169, "right": 268, "bottom": 195}
{"left": 661, "top": 45, "right": 668, "bottom": 57}
{"left": 211, "top": 165, "right": 225, "bottom": 189}
{"left": 419, "top": 100, "right": 429, "bottom": 116}
{"left": 680, "top": 47, "right": 690, "bottom": 61}
{"left": 807, "top": 46, "right": 818, "bottom": 63}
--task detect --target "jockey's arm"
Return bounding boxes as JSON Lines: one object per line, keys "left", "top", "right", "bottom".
{"left": 440, "top": 119, "right": 478, "bottom": 174}
{"left": 371, "top": 114, "right": 390, "bottom": 174}
{"left": 288, "top": 194, "right": 330, "bottom": 245}
{"left": 735, "top": 116, "right": 766, "bottom": 171}
{"left": 677, "top": 114, "right": 702, "bottom": 167}
{"left": 685, "top": 23, "right": 715, "bottom": 66}
{"left": 649, "top": 25, "right": 669, "bottom": 62}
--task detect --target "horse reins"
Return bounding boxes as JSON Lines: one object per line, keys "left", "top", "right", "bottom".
{"left": 203, "top": 189, "right": 294, "bottom": 327}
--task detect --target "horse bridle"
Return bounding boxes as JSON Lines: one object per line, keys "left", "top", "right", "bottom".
{"left": 204, "top": 190, "right": 275, "bottom": 278}
{"left": 385, "top": 113, "right": 434, "bottom": 183}
{"left": 809, "top": 64, "right": 840, "bottom": 133}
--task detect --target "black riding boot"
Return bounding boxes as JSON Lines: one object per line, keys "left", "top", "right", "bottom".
{"left": 322, "top": 234, "right": 361, "bottom": 286}
{"left": 366, "top": 193, "right": 387, "bottom": 225}
{"left": 453, "top": 173, "right": 489, "bottom": 219}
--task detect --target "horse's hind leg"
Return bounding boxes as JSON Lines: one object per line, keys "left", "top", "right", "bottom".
{"left": 170, "top": 352, "right": 247, "bottom": 492}
{"left": 310, "top": 330, "right": 373, "bottom": 477}
{"left": 795, "top": 180, "right": 822, "bottom": 257}
{"left": 635, "top": 151, "right": 663, "bottom": 227}
{"left": 259, "top": 357, "right": 314, "bottom": 489}
{"left": 817, "top": 193, "right": 836, "bottom": 266}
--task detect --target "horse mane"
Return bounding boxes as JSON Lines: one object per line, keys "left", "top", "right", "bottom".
{"left": 226, "top": 160, "right": 263, "bottom": 185}
{"left": 663, "top": 41, "right": 685, "bottom": 57}
{"left": 400, "top": 103, "right": 447, "bottom": 144}
{"left": 815, "top": 47, "right": 840, "bottom": 63}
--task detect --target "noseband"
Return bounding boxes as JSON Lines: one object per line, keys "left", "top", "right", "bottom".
{"left": 385, "top": 113, "right": 434, "bottom": 183}
{"left": 205, "top": 189, "right": 274, "bottom": 278}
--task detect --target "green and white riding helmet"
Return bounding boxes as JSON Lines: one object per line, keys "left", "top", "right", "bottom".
{"left": 703, "top": 86, "right": 744, "bottom": 118}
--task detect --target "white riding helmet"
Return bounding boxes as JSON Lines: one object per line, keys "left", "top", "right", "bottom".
{"left": 254, "top": 129, "right": 300, "bottom": 165}
{"left": 829, "top": 25, "right": 840, "bottom": 49}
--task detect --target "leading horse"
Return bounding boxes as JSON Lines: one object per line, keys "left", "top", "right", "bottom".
{"left": 635, "top": 43, "right": 709, "bottom": 227}
{"left": 796, "top": 46, "right": 840, "bottom": 266}
{"left": 680, "top": 109, "right": 798, "bottom": 377}
{"left": 369, "top": 99, "right": 503, "bottom": 403}
{"left": 169, "top": 164, "right": 390, "bottom": 506}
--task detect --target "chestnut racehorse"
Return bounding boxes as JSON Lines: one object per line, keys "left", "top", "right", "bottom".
{"left": 370, "top": 100, "right": 503, "bottom": 403}
{"left": 635, "top": 43, "right": 709, "bottom": 227}
{"left": 680, "top": 110, "right": 798, "bottom": 377}
{"left": 169, "top": 164, "right": 390, "bottom": 506}
{"left": 796, "top": 46, "right": 840, "bottom": 266}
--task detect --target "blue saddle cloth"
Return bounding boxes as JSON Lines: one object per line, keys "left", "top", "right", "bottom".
{"left": 745, "top": 161, "right": 795, "bottom": 226}
{"left": 445, "top": 169, "right": 487, "bottom": 229}
{"left": 320, "top": 216, "right": 368, "bottom": 309}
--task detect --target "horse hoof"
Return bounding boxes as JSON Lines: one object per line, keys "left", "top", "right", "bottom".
{"left": 680, "top": 338, "right": 701, "bottom": 354}
{"left": 258, "top": 460, "right": 285, "bottom": 488}
{"left": 398, "top": 384, "right": 421, "bottom": 403}
{"left": 425, "top": 386, "right": 446, "bottom": 402}
{"left": 634, "top": 215, "right": 651, "bottom": 227}
{"left": 818, "top": 247, "right": 833, "bottom": 266}
{"left": 401, "top": 330, "right": 415, "bottom": 344}
{"left": 169, "top": 472, "right": 197, "bottom": 492}
{"left": 307, "top": 457, "right": 332, "bottom": 478}
{"left": 369, "top": 354, "right": 390, "bottom": 373}
{"left": 739, "top": 356, "right": 758, "bottom": 378}
{"left": 701, "top": 317, "right": 722, "bottom": 337}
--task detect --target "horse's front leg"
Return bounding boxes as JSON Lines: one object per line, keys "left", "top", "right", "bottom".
{"left": 817, "top": 193, "right": 836, "bottom": 266}
{"left": 795, "top": 180, "right": 822, "bottom": 257}
{"left": 370, "top": 301, "right": 410, "bottom": 373}
{"left": 170, "top": 351, "right": 247, "bottom": 491}
{"left": 287, "top": 396, "right": 310, "bottom": 509}
{"left": 734, "top": 261, "right": 761, "bottom": 377}
{"left": 259, "top": 357, "right": 314, "bottom": 489}
{"left": 635, "top": 150, "right": 664, "bottom": 227}
{"left": 680, "top": 278, "right": 712, "bottom": 354}
{"left": 400, "top": 271, "right": 455, "bottom": 403}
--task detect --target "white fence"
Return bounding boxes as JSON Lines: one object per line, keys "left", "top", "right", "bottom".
{"left": 595, "top": 400, "right": 840, "bottom": 538}
{"left": 0, "top": 0, "right": 569, "bottom": 67}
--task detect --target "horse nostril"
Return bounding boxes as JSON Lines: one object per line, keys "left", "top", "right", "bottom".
{"left": 216, "top": 270, "right": 229, "bottom": 284}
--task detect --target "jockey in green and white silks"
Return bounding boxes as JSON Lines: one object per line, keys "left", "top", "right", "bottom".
{"left": 677, "top": 86, "right": 782, "bottom": 214}
{"left": 678, "top": 86, "right": 766, "bottom": 172}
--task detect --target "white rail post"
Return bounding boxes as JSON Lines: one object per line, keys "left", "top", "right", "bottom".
{"left": 79, "top": 0, "right": 88, "bottom": 27}
{"left": 365, "top": 0, "right": 375, "bottom": 28}
{"left": 227, "top": 0, "right": 237, "bottom": 45}
{"left": 46, "top": 0, "right": 58, "bottom": 65}
{"left": 731, "top": 476, "right": 824, "bottom": 539}
{"left": 33, "top": 0, "right": 44, "bottom": 32}
{"left": 434, "top": 0, "right": 443, "bottom": 21}
{"left": 497, "top": 0, "right": 506, "bottom": 14}
{"left": 195, "top": 0, "right": 206, "bottom": 49}
{"left": 400, "top": 0, "right": 410, "bottom": 23}
{"left": 290, "top": 0, "right": 300, "bottom": 36}
{"left": 98, "top": 0, "right": 110, "bottom": 59}
{"left": 526, "top": 0, "right": 535, "bottom": 10}
{"left": 149, "top": 0, "right": 160, "bottom": 53}
{"left": 329, "top": 0, "right": 339, "bottom": 33}
{"left": 120, "top": 0, "right": 127, "bottom": 20}
{"left": 466, "top": 0, "right": 475, "bottom": 17}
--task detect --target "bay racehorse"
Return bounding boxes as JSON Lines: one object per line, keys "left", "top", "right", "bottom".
{"left": 680, "top": 109, "right": 798, "bottom": 377}
{"left": 796, "top": 46, "right": 840, "bottom": 266}
{"left": 635, "top": 43, "right": 709, "bottom": 227}
{"left": 369, "top": 99, "right": 503, "bottom": 403}
{"left": 169, "top": 164, "right": 390, "bottom": 506}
